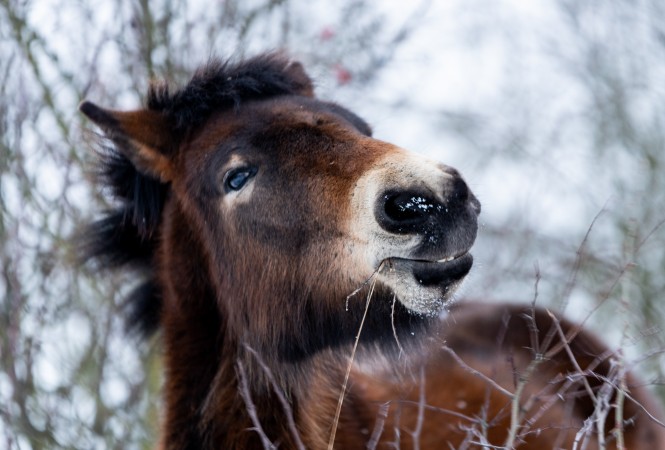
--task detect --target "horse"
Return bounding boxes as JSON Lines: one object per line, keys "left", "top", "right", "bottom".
{"left": 80, "top": 53, "right": 665, "bottom": 449}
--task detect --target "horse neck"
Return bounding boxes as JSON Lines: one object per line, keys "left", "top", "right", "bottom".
{"left": 157, "top": 204, "right": 349, "bottom": 449}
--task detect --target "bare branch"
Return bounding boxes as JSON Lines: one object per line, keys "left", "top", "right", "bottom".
{"left": 236, "top": 361, "right": 277, "bottom": 450}
{"left": 243, "top": 345, "right": 307, "bottom": 450}
{"left": 441, "top": 346, "right": 513, "bottom": 399}
{"left": 366, "top": 402, "right": 390, "bottom": 450}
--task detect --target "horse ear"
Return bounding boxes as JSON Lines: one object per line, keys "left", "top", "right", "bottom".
{"left": 285, "top": 61, "right": 315, "bottom": 98}
{"left": 79, "top": 101, "right": 176, "bottom": 182}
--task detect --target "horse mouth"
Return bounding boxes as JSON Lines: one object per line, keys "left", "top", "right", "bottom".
{"left": 389, "top": 252, "right": 473, "bottom": 287}
{"left": 378, "top": 252, "right": 473, "bottom": 315}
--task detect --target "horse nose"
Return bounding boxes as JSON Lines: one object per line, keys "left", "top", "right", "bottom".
{"left": 444, "top": 167, "right": 481, "bottom": 215}
{"left": 455, "top": 177, "right": 481, "bottom": 215}
{"left": 375, "top": 175, "right": 480, "bottom": 234}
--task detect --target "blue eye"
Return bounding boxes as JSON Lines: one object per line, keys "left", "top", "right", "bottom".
{"left": 224, "top": 167, "right": 257, "bottom": 192}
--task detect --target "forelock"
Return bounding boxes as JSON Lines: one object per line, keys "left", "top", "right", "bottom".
{"left": 146, "top": 53, "right": 314, "bottom": 134}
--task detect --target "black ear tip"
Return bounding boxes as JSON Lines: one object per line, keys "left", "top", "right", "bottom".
{"left": 79, "top": 100, "right": 98, "bottom": 117}
{"left": 79, "top": 101, "right": 118, "bottom": 128}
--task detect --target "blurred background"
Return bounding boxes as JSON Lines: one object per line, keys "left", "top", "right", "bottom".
{"left": 1, "top": 0, "right": 664, "bottom": 448}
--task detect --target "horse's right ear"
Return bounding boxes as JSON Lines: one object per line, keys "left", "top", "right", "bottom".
{"left": 80, "top": 101, "right": 176, "bottom": 182}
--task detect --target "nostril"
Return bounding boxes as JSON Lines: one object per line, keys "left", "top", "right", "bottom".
{"left": 378, "top": 192, "right": 437, "bottom": 233}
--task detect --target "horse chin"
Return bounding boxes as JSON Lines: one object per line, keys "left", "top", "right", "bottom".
{"left": 378, "top": 253, "right": 473, "bottom": 316}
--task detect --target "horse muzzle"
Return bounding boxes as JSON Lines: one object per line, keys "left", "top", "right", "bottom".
{"left": 371, "top": 161, "right": 480, "bottom": 315}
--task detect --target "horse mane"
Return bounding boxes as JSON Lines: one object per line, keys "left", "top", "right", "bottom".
{"left": 147, "top": 52, "right": 314, "bottom": 134}
{"left": 81, "top": 53, "right": 316, "bottom": 337}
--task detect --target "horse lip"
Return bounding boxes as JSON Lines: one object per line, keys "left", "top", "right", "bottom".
{"left": 435, "top": 251, "right": 469, "bottom": 264}
{"left": 388, "top": 250, "right": 470, "bottom": 265}
{"left": 385, "top": 253, "right": 474, "bottom": 288}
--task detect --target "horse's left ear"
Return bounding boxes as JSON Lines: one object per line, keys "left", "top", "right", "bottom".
{"left": 284, "top": 61, "right": 315, "bottom": 98}
{"left": 80, "top": 101, "right": 176, "bottom": 182}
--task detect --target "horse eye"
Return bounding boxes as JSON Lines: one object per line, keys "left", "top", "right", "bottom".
{"left": 224, "top": 167, "right": 257, "bottom": 192}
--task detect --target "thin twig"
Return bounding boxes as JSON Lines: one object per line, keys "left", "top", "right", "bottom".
{"left": 328, "top": 261, "right": 385, "bottom": 450}
{"left": 572, "top": 417, "right": 595, "bottom": 450}
{"left": 367, "top": 402, "right": 390, "bottom": 450}
{"left": 526, "top": 265, "right": 542, "bottom": 356}
{"left": 441, "top": 346, "right": 513, "bottom": 399}
{"left": 390, "top": 293, "right": 405, "bottom": 357}
{"left": 503, "top": 358, "right": 541, "bottom": 449}
{"left": 613, "top": 358, "right": 628, "bottom": 450}
{"left": 614, "top": 388, "right": 665, "bottom": 429}
{"left": 395, "top": 399, "right": 478, "bottom": 422}
{"left": 345, "top": 264, "right": 383, "bottom": 311}
{"left": 547, "top": 310, "right": 597, "bottom": 402}
{"left": 411, "top": 365, "right": 426, "bottom": 450}
{"left": 557, "top": 204, "right": 607, "bottom": 313}
{"left": 236, "top": 361, "right": 276, "bottom": 450}
{"left": 636, "top": 216, "right": 665, "bottom": 251}
{"left": 243, "top": 344, "right": 307, "bottom": 450}
{"left": 594, "top": 380, "right": 613, "bottom": 450}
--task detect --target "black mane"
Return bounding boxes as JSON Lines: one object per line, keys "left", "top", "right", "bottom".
{"left": 147, "top": 52, "right": 313, "bottom": 135}
{"left": 82, "top": 53, "right": 313, "bottom": 337}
